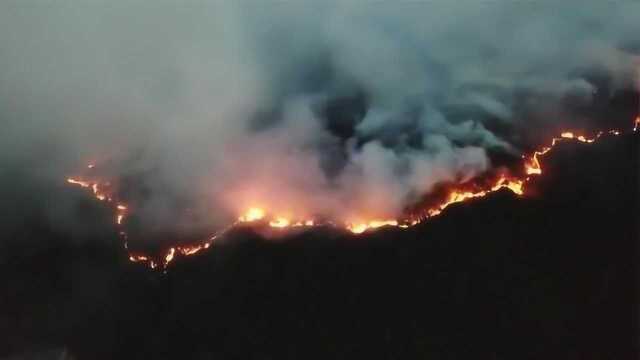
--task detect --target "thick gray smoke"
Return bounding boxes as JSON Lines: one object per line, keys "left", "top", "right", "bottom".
{"left": 1, "top": 1, "right": 639, "bottom": 235}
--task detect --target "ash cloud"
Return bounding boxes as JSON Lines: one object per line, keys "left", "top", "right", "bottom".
{"left": 1, "top": 1, "right": 639, "bottom": 241}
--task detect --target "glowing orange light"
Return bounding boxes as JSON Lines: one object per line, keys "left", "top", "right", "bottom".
{"left": 347, "top": 220, "right": 398, "bottom": 234}
{"left": 164, "top": 247, "right": 175, "bottom": 265}
{"left": 67, "top": 178, "right": 90, "bottom": 187}
{"left": 269, "top": 217, "right": 291, "bottom": 228}
{"left": 178, "top": 244, "right": 206, "bottom": 256}
{"left": 238, "top": 207, "right": 265, "bottom": 222}
{"left": 522, "top": 130, "right": 606, "bottom": 176}
{"left": 129, "top": 255, "right": 149, "bottom": 262}
{"left": 66, "top": 117, "right": 634, "bottom": 270}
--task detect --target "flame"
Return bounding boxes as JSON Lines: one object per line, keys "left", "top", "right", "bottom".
{"left": 67, "top": 169, "right": 232, "bottom": 269}
{"left": 66, "top": 117, "right": 636, "bottom": 270}
{"left": 177, "top": 242, "right": 210, "bottom": 256}
{"left": 346, "top": 220, "right": 399, "bottom": 234}
{"left": 164, "top": 247, "right": 175, "bottom": 266}
{"left": 269, "top": 217, "right": 291, "bottom": 228}
{"left": 239, "top": 208, "right": 315, "bottom": 230}
{"left": 129, "top": 254, "right": 149, "bottom": 262}
{"left": 524, "top": 131, "right": 602, "bottom": 175}
{"left": 67, "top": 178, "right": 91, "bottom": 187}
{"left": 238, "top": 207, "right": 265, "bottom": 222}
{"left": 419, "top": 175, "right": 525, "bottom": 219}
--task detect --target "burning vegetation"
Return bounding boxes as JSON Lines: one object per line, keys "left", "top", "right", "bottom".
{"left": 65, "top": 119, "right": 639, "bottom": 270}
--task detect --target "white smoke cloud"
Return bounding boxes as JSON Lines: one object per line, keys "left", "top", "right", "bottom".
{"left": 1, "top": 1, "right": 639, "bottom": 233}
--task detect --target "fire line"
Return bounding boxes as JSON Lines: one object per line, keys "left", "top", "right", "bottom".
{"left": 66, "top": 118, "right": 639, "bottom": 270}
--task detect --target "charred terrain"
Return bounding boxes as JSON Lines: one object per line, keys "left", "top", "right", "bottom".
{"left": 1, "top": 128, "right": 637, "bottom": 359}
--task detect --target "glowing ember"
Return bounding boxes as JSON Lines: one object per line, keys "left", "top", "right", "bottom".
{"left": 129, "top": 254, "right": 149, "bottom": 262}
{"left": 66, "top": 118, "right": 635, "bottom": 270}
{"left": 177, "top": 243, "right": 208, "bottom": 256}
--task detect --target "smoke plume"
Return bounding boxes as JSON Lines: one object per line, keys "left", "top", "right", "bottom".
{"left": 1, "top": 1, "right": 639, "bottom": 242}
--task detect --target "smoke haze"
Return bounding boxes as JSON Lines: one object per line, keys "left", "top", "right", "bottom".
{"left": 1, "top": 1, "right": 639, "bottom": 240}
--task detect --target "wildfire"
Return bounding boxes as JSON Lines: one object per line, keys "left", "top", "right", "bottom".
{"left": 177, "top": 242, "right": 211, "bottom": 256}
{"left": 524, "top": 131, "right": 602, "bottom": 176}
{"left": 67, "top": 178, "right": 91, "bottom": 187}
{"left": 66, "top": 118, "right": 637, "bottom": 270}
{"left": 420, "top": 176, "right": 525, "bottom": 219}
{"left": 269, "top": 217, "right": 291, "bottom": 228}
{"left": 164, "top": 247, "right": 176, "bottom": 266}
{"left": 237, "top": 208, "right": 317, "bottom": 230}
{"left": 129, "top": 254, "right": 149, "bottom": 262}
{"left": 346, "top": 220, "right": 399, "bottom": 234}
{"left": 238, "top": 207, "right": 265, "bottom": 222}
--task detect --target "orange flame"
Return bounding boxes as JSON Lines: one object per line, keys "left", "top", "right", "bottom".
{"left": 420, "top": 175, "right": 525, "bottom": 219}
{"left": 346, "top": 220, "right": 399, "bottom": 234}
{"left": 164, "top": 247, "right": 176, "bottom": 266}
{"left": 238, "top": 207, "right": 265, "bottom": 222}
{"left": 269, "top": 217, "right": 291, "bottom": 228}
{"left": 129, "top": 254, "right": 149, "bottom": 262}
{"left": 177, "top": 242, "right": 211, "bottom": 256}
{"left": 67, "top": 178, "right": 91, "bottom": 187}
{"left": 66, "top": 118, "right": 635, "bottom": 269}
{"left": 523, "top": 131, "right": 602, "bottom": 176}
